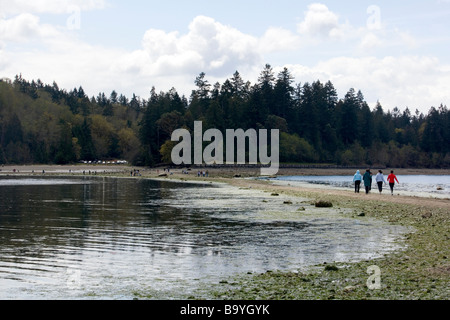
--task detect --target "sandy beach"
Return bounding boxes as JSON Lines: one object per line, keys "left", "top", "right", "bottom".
{"left": 1, "top": 164, "right": 449, "bottom": 300}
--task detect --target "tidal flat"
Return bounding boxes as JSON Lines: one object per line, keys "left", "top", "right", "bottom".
{"left": 1, "top": 165, "right": 449, "bottom": 300}
{"left": 201, "top": 179, "right": 450, "bottom": 300}
{"left": 147, "top": 169, "right": 449, "bottom": 300}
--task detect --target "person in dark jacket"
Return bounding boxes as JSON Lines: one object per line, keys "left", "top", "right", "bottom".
{"left": 363, "top": 169, "right": 372, "bottom": 194}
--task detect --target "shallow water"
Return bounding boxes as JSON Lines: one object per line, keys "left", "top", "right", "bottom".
{"left": 272, "top": 175, "right": 450, "bottom": 198}
{"left": 0, "top": 176, "right": 410, "bottom": 299}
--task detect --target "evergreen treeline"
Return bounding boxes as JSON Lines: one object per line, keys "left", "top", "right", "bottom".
{"left": 1, "top": 66, "right": 449, "bottom": 168}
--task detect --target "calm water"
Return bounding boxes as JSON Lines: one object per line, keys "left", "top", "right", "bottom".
{"left": 0, "top": 176, "right": 409, "bottom": 299}
{"left": 273, "top": 175, "right": 450, "bottom": 198}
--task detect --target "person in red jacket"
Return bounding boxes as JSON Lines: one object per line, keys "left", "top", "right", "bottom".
{"left": 387, "top": 170, "right": 399, "bottom": 195}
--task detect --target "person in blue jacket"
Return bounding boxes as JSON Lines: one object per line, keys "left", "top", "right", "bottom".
{"left": 353, "top": 170, "right": 362, "bottom": 193}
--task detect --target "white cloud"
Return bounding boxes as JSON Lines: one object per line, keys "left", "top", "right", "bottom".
{"left": 0, "top": 0, "right": 107, "bottom": 16}
{"left": 0, "top": 15, "right": 263, "bottom": 99}
{"left": 0, "top": 13, "right": 61, "bottom": 42}
{"left": 358, "top": 32, "right": 384, "bottom": 51}
{"left": 259, "top": 27, "right": 301, "bottom": 53}
{"left": 142, "top": 29, "right": 179, "bottom": 61}
{"left": 396, "top": 29, "right": 418, "bottom": 49}
{"left": 356, "top": 28, "right": 421, "bottom": 55}
{"left": 0, "top": 10, "right": 447, "bottom": 114}
{"left": 295, "top": 3, "right": 423, "bottom": 60}
{"left": 297, "top": 3, "right": 351, "bottom": 39}
{"left": 285, "top": 55, "right": 450, "bottom": 112}
{"left": 133, "top": 15, "right": 262, "bottom": 77}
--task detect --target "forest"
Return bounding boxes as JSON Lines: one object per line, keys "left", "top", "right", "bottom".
{"left": 1, "top": 64, "right": 449, "bottom": 168}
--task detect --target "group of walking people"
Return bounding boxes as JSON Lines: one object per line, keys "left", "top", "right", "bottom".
{"left": 353, "top": 169, "right": 399, "bottom": 195}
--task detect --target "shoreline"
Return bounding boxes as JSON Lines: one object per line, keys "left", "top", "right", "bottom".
{"left": 1, "top": 164, "right": 449, "bottom": 300}
{"left": 1, "top": 164, "right": 450, "bottom": 176}
{"left": 2, "top": 165, "right": 449, "bottom": 208}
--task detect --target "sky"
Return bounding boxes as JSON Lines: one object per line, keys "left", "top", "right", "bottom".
{"left": 1, "top": 0, "right": 450, "bottom": 114}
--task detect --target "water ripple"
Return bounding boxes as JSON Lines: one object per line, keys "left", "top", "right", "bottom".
{"left": 0, "top": 176, "right": 410, "bottom": 299}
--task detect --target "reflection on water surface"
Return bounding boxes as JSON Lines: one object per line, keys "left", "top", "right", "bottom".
{"left": 0, "top": 176, "right": 409, "bottom": 299}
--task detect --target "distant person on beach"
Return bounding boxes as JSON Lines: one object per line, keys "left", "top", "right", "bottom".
{"left": 387, "top": 170, "right": 400, "bottom": 195}
{"left": 375, "top": 170, "right": 387, "bottom": 194}
{"left": 363, "top": 169, "right": 372, "bottom": 194}
{"left": 353, "top": 170, "right": 362, "bottom": 193}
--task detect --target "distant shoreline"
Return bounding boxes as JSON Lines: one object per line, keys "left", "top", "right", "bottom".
{"left": 2, "top": 164, "right": 448, "bottom": 207}
{"left": 1, "top": 164, "right": 450, "bottom": 177}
